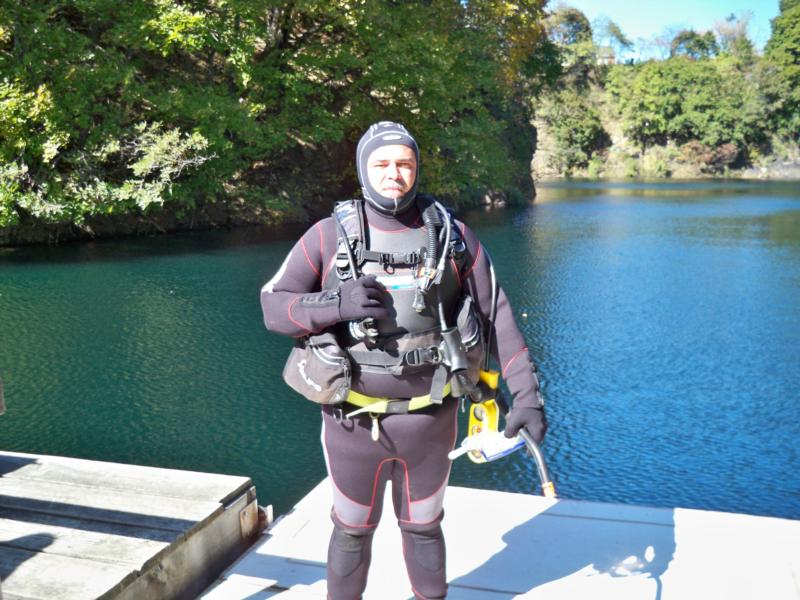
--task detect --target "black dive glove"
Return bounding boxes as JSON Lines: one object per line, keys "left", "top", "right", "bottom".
{"left": 504, "top": 406, "right": 547, "bottom": 445}
{"left": 338, "top": 275, "right": 389, "bottom": 321}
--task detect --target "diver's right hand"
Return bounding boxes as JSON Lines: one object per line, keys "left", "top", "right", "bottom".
{"left": 338, "top": 275, "right": 389, "bottom": 321}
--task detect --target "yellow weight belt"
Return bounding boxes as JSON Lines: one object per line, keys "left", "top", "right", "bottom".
{"left": 345, "top": 382, "right": 452, "bottom": 418}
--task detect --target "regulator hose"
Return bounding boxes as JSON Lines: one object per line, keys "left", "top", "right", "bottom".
{"left": 421, "top": 200, "right": 441, "bottom": 271}
{"left": 414, "top": 199, "right": 443, "bottom": 312}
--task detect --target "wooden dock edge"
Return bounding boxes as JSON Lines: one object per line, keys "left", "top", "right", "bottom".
{"left": 0, "top": 452, "right": 265, "bottom": 600}
{"left": 113, "top": 484, "right": 261, "bottom": 600}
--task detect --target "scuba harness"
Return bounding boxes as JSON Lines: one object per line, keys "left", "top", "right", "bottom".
{"left": 330, "top": 195, "right": 484, "bottom": 423}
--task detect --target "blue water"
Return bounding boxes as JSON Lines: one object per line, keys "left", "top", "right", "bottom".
{"left": 1, "top": 180, "right": 799, "bottom": 519}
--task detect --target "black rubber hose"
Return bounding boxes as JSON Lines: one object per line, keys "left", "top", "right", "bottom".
{"left": 421, "top": 201, "right": 440, "bottom": 270}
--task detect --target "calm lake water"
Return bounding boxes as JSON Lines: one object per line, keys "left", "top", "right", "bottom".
{"left": 1, "top": 180, "right": 799, "bottom": 519}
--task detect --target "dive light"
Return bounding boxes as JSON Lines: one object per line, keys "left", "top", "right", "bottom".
{"left": 463, "top": 367, "right": 557, "bottom": 498}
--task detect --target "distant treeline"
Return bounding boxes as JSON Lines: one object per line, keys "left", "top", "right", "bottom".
{"left": 1, "top": 2, "right": 798, "bottom": 242}
{"left": 0, "top": 1, "right": 559, "bottom": 240}
{"left": 534, "top": 2, "right": 800, "bottom": 178}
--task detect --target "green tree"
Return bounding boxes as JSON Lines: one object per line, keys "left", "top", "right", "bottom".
{"left": 547, "top": 7, "right": 595, "bottom": 86}
{"left": 715, "top": 13, "right": 755, "bottom": 61}
{"left": 592, "top": 17, "right": 632, "bottom": 63}
{"left": 605, "top": 20, "right": 632, "bottom": 57}
{"left": 606, "top": 57, "right": 765, "bottom": 156}
{"left": 547, "top": 7, "right": 592, "bottom": 46}
{"left": 0, "top": 1, "right": 556, "bottom": 233}
{"left": 535, "top": 88, "right": 608, "bottom": 174}
{"left": 670, "top": 30, "right": 719, "bottom": 59}
{"left": 765, "top": 0, "right": 800, "bottom": 137}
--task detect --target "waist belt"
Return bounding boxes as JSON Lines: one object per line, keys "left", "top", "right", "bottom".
{"left": 347, "top": 345, "right": 442, "bottom": 370}
{"left": 345, "top": 382, "right": 452, "bottom": 419}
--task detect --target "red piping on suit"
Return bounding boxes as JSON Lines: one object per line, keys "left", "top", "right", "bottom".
{"left": 287, "top": 296, "right": 312, "bottom": 336}
{"left": 450, "top": 257, "right": 462, "bottom": 290}
{"left": 300, "top": 237, "right": 320, "bottom": 278}
{"left": 503, "top": 347, "right": 528, "bottom": 377}
{"left": 463, "top": 242, "right": 482, "bottom": 278}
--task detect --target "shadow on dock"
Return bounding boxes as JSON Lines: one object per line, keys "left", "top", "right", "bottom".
{"left": 0, "top": 534, "right": 55, "bottom": 581}
{"left": 0, "top": 494, "right": 195, "bottom": 540}
{"left": 447, "top": 502, "right": 675, "bottom": 600}
{"left": 0, "top": 455, "right": 54, "bottom": 594}
{"left": 0, "top": 455, "right": 36, "bottom": 478}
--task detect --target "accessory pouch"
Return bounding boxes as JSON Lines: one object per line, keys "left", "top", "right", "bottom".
{"left": 282, "top": 332, "right": 351, "bottom": 404}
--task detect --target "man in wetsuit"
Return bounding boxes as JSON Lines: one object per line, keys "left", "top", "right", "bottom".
{"left": 261, "top": 121, "right": 546, "bottom": 599}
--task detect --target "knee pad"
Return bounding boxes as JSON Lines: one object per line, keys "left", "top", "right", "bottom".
{"left": 328, "top": 527, "right": 373, "bottom": 578}
{"left": 403, "top": 526, "right": 445, "bottom": 573}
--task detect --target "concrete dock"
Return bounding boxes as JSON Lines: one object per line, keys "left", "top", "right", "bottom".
{"left": 0, "top": 451, "right": 260, "bottom": 600}
{"left": 203, "top": 478, "right": 800, "bottom": 600}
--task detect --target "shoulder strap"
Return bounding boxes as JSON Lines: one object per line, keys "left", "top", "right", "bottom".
{"left": 332, "top": 199, "right": 366, "bottom": 280}
{"left": 332, "top": 199, "right": 363, "bottom": 242}
{"left": 449, "top": 213, "right": 467, "bottom": 270}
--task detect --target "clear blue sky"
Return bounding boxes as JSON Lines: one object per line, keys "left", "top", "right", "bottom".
{"left": 558, "top": 0, "right": 780, "bottom": 55}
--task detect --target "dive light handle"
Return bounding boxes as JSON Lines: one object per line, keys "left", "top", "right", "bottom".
{"left": 517, "top": 429, "right": 556, "bottom": 498}
{"left": 493, "top": 383, "right": 557, "bottom": 499}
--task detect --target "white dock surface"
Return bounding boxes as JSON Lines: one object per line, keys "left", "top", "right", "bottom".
{"left": 204, "top": 478, "right": 800, "bottom": 600}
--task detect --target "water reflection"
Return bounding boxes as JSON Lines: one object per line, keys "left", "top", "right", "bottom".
{"left": 535, "top": 179, "right": 793, "bottom": 201}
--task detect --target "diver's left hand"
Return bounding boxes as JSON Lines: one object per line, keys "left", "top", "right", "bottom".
{"left": 504, "top": 406, "right": 547, "bottom": 445}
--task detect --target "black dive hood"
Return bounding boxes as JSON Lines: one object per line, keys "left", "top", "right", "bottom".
{"left": 356, "top": 121, "right": 419, "bottom": 216}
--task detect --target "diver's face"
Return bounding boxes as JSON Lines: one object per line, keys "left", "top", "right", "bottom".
{"left": 366, "top": 145, "right": 417, "bottom": 199}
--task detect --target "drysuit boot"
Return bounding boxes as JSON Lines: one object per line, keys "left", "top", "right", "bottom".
{"left": 326, "top": 524, "right": 374, "bottom": 600}
{"left": 400, "top": 524, "right": 447, "bottom": 600}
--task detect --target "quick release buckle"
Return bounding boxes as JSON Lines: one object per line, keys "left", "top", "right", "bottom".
{"left": 403, "top": 346, "right": 442, "bottom": 367}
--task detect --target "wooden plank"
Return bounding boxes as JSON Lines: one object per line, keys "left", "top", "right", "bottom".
{"left": 0, "top": 546, "right": 135, "bottom": 600}
{"left": 0, "top": 452, "right": 251, "bottom": 506}
{"left": 0, "top": 478, "right": 221, "bottom": 532}
{"left": 1, "top": 488, "right": 259, "bottom": 600}
{"left": 0, "top": 509, "right": 173, "bottom": 566}
{"left": 0, "top": 452, "right": 263, "bottom": 600}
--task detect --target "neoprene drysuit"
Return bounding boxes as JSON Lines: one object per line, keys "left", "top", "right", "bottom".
{"left": 261, "top": 122, "right": 545, "bottom": 600}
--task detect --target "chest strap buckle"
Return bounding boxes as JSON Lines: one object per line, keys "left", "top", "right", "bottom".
{"left": 403, "top": 346, "right": 442, "bottom": 367}
{"left": 359, "top": 249, "right": 421, "bottom": 266}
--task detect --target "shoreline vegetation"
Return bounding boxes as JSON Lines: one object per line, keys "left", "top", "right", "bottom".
{"left": 1, "top": 2, "right": 798, "bottom": 246}
{"left": 532, "top": 4, "right": 800, "bottom": 182}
